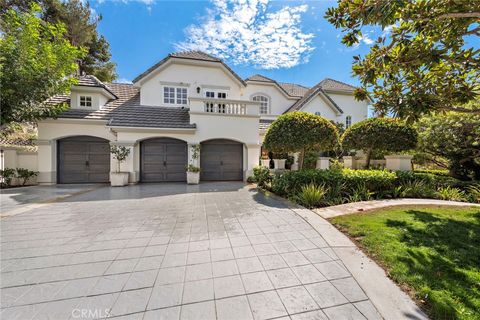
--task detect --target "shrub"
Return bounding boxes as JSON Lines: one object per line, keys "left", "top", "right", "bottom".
{"left": 263, "top": 112, "right": 339, "bottom": 169}
{"left": 436, "top": 186, "right": 466, "bottom": 201}
{"left": 296, "top": 183, "right": 328, "bottom": 208}
{"left": 252, "top": 166, "right": 273, "bottom": 188}
{"left": 110, "top": 145, "right": 130, "bottom": 173}
{"left": 466, "top": 185, "right": 480, "bottom": 203}
{"left": 1, "top": 168, "right": 16, "bottom": 187}
{"left": 15, "top": 168, "right": 38, "bottom": 186}
{"left": 399, "top": 180, "right": 436, "bottom": 198}
{"left": 341, "top": 118, "right": 418, "bottom": 168}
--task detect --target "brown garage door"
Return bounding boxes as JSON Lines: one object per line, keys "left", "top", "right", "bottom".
{"left": 57, "top": 136, "right": 110, "bottom": 184}
{"left": 201, "top": 139, "right": 243, "bottom": 181}
{"left": 141, "top": 138, "right": 188, "bottom": 182}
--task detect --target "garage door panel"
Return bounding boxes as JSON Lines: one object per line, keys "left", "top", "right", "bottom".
{"left": 58, "top": 136, "right": 110, "bottom": 184}
{"left": 200, "top": 140, "right": 243, "bottom": 181}
{"left": 141, "top": 138, "right": 187, "bottom": 182}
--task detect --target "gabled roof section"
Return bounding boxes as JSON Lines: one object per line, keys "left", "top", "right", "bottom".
{"left": 318, "top": 78, "right": 357, "bottom": 92}
{"left": 133, "top": 51, "right": 246, "bottom": 86}
{"left": 245, "top": 74, "right": 276, "bottom": 82}
{"left": 284, "top": 80, "right": 345, "bottom": 114}
{"left": 74, "top": 75, "right": 118, "bottom": 99}
{"left": 278, "top": 83, "right": 310, "bottom": 97}
{"left": 245, "top": 74, "right": 301, "bottom": 99}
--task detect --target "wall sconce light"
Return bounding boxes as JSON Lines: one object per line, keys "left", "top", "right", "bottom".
{"left": 196, "top": 87, "right": 201, "bottom": 94}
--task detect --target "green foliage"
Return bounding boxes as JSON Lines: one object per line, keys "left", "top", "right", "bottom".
{"left": 436, "top": 186, "right": 466, "bottom": 202}
{"left": 341, "top": 118, "right": 418, "bottom": 168}
{"left": 15, "top": 168, "right": 38, "bottom": 186}
{"left": 415, "top": 107, "right": 480, "bottom": 180}
{"left": 263, "top": 112, "right": 339, "bottom": 168}
{"left": 331, "top": 206, "right": 480, "bottom": 320}
{"left": 399, "top": 180, "right": 436, "bottom": 198}
{"left": 252, "top": 166, "right": 273, "bottom": 188}
{"left": 466, "top": 185, "right": 480, "bottom": 203}
{"left": 186, "top": 165, "right": 200, "bottom": 173}
{"left": 110, "top": 145, "right": 130, "bottom": 173}
{"left": 0, "top": 168, "right": 16, "bottom": 188}
{"left": 0, "top": 4, "right": 84, "bottom": 125}
{"left": 325, "top": 1, "right": 480, "bottom": 119}
{"left": 267, "top": 168, "right": 477, "bottom": 207}
{"left": 2, "top": 0, "right": 117, "bottom": 82}
{"left": 296, "top": 183, "right": 328, "bottom": 208}
{"left": 303, "top": 151, "right": 319, "bottom": 169}
{"left": 414, "top": 169, "right": 450, "bottom": 177}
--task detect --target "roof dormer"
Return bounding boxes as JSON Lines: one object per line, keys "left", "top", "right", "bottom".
{"left": 70, "top": 75, "right": 117, "bottom": 110}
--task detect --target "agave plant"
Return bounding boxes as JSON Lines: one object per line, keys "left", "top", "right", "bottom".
{"left": 297, "top": 183, "right": 328, "bottom": 208}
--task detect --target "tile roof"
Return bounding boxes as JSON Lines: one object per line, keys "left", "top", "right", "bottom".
{"left": 75, "top": 75, "right": 118, "bottom": 98}
{"left": 278, "top": 83, "right": 310, "bottom": 97}
{"left": 108, "top": 106, "right": 195, "bottom": 129}
{"left": 133, "top": 51, "right": 246, "bottom": 86}
{"left": 318, "top": 78, "right": 357, "bottom": 91}
{"left": 284, "top": 81, "right": 344, "bottom": 114}
{"left": 54, "top": 83, "right": 195, "bottom": 129}
{"left": 245, "top": 74, "right": 276, "bottom": 82}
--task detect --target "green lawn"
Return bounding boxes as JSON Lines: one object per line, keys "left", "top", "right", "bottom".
{"left": 331, "top": 205, "right": 480, "bottom": 320}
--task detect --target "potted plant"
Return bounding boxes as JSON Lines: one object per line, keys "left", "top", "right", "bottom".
{"left": 110, "top": 145, "right": 130, "bottom": 187}
{"left": 187, "top": 144, "right": 200, "bottom": 184}
{"left": 261, "top": 154, "right": 270, "bottom": 168}
{"left": 273, "top": 153, "right": 287, "bottom": 170}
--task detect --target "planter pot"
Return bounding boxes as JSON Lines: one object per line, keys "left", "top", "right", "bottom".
{"left": 110, "top": 172, "right": 129, "bottom": 187}
{"left": 187, "top": 171, "right": 200, "bottom": 184}
{"left": 273, "top": 159, "right": 286, "bottom": 170}
{"left": 261, "top": 159, "right": 270, "bottom": 168}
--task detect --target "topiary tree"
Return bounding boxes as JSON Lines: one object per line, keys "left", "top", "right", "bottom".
{"left": 341, "top": 118, "right": 418, "bottom": 168}
{"left": 263, "top": 112, "right": 339, "bottom": 169}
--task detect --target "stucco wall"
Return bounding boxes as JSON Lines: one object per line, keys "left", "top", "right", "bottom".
{"left": 244, "top": 82, "right": 297, "bottom": 117}
{"left": 139, "top": 61, "right": 245, "bottom": 106}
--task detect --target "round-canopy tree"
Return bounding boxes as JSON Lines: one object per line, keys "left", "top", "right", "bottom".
{"left": 263, "top": 112, "right": 339, "bottom": 169}
{"left": 341, "top": 118, "right": 418, "bottom": 168}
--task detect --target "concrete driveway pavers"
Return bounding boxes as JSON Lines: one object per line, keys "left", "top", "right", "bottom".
{"left": 0, "top": 183, "right": 425, "bottom": 320}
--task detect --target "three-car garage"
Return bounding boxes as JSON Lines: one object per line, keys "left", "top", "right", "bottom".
{"left": 57, "top": 136, "right": 244, "bottom": 184}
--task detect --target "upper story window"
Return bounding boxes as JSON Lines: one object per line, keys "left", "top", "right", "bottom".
{"left": 315, "top": 111, "right": 321, "bottom": 116}
{"left": 346, "top": 115, "right": 352, "bottom": 128}
{"left": 79, "top": 96, "right": 92, "bottom": 107}
{"left": 164, "top": 86, "right": 187, "bottom": 105}
{"left": 252, "top": 95, "right": 269, "bottom": 114}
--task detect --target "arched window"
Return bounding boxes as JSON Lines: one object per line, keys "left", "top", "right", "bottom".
{"left": 252, "top": 95, "right": 269, "bottom": 114}
{"left": 345, "top": 115, "right": 352, "bottom": 128}
{"left": 314, "top": 111, "right": 321, "bottom": 116}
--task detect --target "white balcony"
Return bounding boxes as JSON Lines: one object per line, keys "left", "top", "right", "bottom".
{"left": 189, "top": 97, "right": 260, "bottom": 117}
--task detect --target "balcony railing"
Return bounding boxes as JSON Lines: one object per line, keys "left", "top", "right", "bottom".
{"left": 189, "top": 98, "right": 260, "bottom": 116}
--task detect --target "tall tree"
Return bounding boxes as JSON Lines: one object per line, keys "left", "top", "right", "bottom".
{"left": 0, "top": 4, "right": 85, "bottom": 124}
{"left": 1, "top": 0, "right": 117, "bottom": 82}
{"left": 326, "top": 0, "right": 480, "bottom": 120}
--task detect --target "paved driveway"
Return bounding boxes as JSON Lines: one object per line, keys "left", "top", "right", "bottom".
{"left": 1, "top": 183, "right": 396, "bottom": 320}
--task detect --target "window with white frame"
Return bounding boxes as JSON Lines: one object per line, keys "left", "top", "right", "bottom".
{"left": 163, "top": 86, "right": 187, "bottom": 105}
{"left": 252, "top": 95, "right": 269, "bottom": 114}
{"left": 79, "top": 96, "right": 92, "bottom": 107}
{"left": 346, "top": 115, "right": 352, "bottom": 128}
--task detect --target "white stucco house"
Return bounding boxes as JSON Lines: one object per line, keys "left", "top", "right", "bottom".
{"left": 36, "top": 51, "right": 369, "bottom": 184}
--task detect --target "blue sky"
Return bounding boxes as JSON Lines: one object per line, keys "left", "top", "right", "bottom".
{"left": 92, "top": 0, "right": 376, "bottom": 87}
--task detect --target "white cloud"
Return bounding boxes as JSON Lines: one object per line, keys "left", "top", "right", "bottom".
{"left": 175, "top": 0, "right": 314, "bottom": 69}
